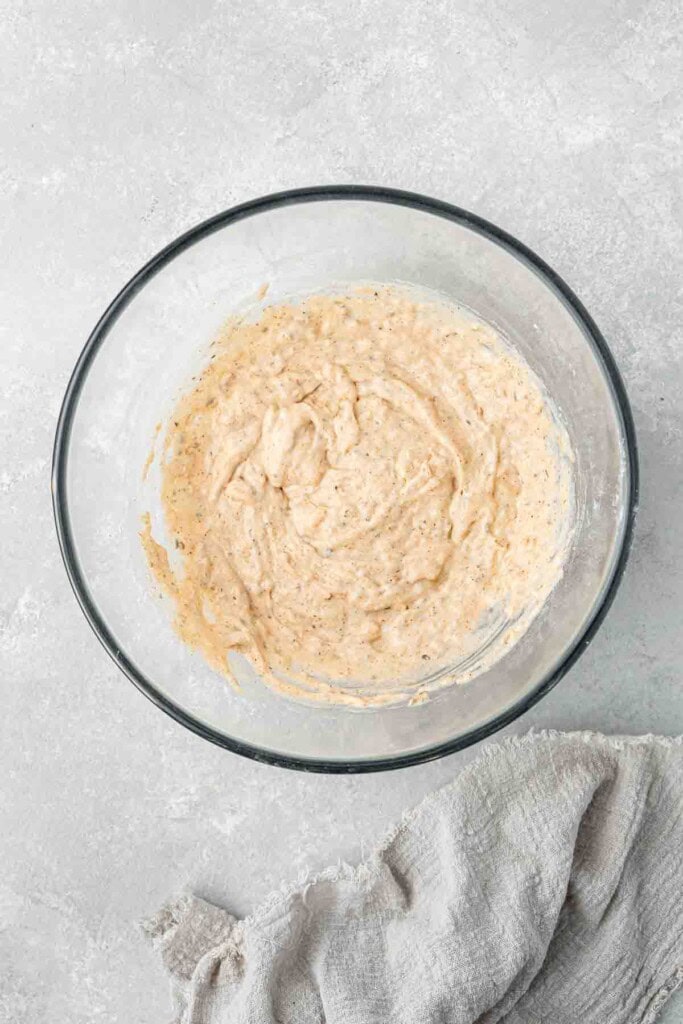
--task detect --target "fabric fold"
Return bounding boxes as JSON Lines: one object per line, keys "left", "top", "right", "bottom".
{"left": 146, "top": 731, "right": 683, "bottom": 1024}
{"left": 143, "top": 894, "right": 240, "bottom": 982}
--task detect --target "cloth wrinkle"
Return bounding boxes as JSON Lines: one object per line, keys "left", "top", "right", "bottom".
{"left": 145, "top": 731, "right": 683, "bottom": 1024}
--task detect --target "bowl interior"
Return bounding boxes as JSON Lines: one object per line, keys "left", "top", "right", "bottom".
{"left": 55, "top": 192, "right": 633, "bottom": 768}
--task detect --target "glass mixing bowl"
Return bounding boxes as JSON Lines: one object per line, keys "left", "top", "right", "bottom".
{"left": 52, "top": 187, "right": 637, "bottom": 772}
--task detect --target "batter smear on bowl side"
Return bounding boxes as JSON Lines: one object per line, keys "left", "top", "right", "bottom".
{"left": 141, "top": 287, "right": 573, "bottom": 705}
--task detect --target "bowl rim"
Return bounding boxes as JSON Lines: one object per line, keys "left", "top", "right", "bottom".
{"left": 51, "top": 184, "right": 639, "bottom": 774}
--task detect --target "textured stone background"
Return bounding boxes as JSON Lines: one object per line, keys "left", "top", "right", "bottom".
{"left": 1, "top": 0, "right": 682, "bottom": 1020}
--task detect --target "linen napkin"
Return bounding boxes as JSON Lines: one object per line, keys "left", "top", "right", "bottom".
{"left": 144, "top": 731, "right": 683, "bottom": 1023}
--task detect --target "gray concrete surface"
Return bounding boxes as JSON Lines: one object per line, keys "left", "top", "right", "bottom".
{"left": 2, "top": 0, "right": 682, "bottom": 1020}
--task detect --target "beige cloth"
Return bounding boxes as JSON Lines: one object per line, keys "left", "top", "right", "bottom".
{"left": 144, "top": 731, "right": 683, "bottom": 1023}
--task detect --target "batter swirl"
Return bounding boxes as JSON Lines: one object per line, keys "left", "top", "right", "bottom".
{"left": 142, "top": 288, "right": 572, "bottom": 703}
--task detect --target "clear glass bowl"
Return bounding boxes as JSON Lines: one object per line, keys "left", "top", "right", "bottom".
{"left": 52, "top": 187, "right": 637, "bottom": 772}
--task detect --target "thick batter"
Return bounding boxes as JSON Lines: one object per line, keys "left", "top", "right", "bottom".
{"left": 142, "top": 288, "right": 572, "bottom": 703}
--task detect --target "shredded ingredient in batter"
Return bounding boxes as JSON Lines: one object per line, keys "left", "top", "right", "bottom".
{"left": 141, "top": 288, "right": 573, "bottom": 704}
